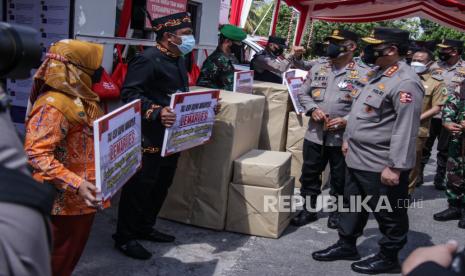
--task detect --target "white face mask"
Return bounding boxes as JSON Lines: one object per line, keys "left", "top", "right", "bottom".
{"left": 411, "top": 61, "right": 428, "bottom": 74}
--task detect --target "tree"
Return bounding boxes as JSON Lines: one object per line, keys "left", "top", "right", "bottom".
{"left": 419, "top": 19, "right": 465, "bottom": 41}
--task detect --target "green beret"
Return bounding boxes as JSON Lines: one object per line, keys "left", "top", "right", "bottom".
{"left": 220, "top": 24, "right": 247, "bottom": 42}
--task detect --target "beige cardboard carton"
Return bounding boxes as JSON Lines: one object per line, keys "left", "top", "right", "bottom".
{"left": 226, "top": 177, "right": 295, "bottom": 239}
{"left": 252, "top": 81, "right": 290, "bottom": 151}
{"left": 286, "top": 112, "right": 330, "bottom": 189}
{"left": 159, "top": 89, "right": 266, "bottom": 230}
{"left": 233, "top": 149, "right": 291, "bottom": 188}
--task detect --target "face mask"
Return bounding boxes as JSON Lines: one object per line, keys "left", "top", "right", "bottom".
{"left": 326, "top": 43, "right": 347, "bottom": 59}
{"left": 173, "top": 34, "right": 196, "bottom": 55}
{"left": 438, "top": 52, "right": 451, "bottom": 62}
{"left": 273, "top": 46, "right": 284, "bottom": 56}
{"left": 230, "top": 43, "right": 243, "bottom": 62}
{"left": 363, "top": 45, "right": 388, "bottom": 65}
{"left": 91, "top": 66, "right": 104, "bottom": 84}
{"left": 410, "top": 61, "right": 428, "bottom": 74}
{"left": 406, "top": 57, "right": 412, "bottom": 65}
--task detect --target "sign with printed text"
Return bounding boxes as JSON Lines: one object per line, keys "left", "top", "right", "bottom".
{"left": 93, "top": 100, "right": 142, "bottom": 201}
{"left": 282, "top": 70, "right": 296, "bottom": 85}
{"left": 286, "top": 77, "right": 305, "bottom": 114}
{"left": 145, "top": 0, "right": 188, "bottom": 28}
{"left": 233, "top": 70, "right": 254, "bottom": 93}
{"left": 161, "top": 90, "right": 220, "bottom": 157}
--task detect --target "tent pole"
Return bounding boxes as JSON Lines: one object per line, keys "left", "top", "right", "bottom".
{"left": 269, "top": 0, "right": 281, "bottom": 36}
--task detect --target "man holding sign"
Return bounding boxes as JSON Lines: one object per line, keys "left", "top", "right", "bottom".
{"left": 113, "top": 12, "right": 195, "bottom": 260}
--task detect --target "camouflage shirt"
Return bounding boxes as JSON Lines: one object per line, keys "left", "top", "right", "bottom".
{"left": 197, "top": 48, "right": 236, "bottom": 91}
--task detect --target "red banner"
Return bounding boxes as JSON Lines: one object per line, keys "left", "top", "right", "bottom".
{"left": 145, "top": 0, "right": 188, "bottom": 28}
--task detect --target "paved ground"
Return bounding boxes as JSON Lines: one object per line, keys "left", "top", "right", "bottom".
{"left": 74, "top": 153, "right": 464, "bottom": 276}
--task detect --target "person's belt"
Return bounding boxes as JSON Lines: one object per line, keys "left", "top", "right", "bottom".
{"left": 142, "top": 146, "right": 160, "bottom": 154}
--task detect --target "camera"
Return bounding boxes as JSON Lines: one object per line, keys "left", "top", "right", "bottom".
{"left": 0, "top": 22, "right": 42, "bottom": 79}
{"left": 450, "top": 248, "right": 465, "bottom": 275}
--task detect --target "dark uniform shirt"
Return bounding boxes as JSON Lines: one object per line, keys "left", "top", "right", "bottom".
{"left": 121, "top": 46, "right": 189, "bottom": 149}
{"left": 197, "top": 48, "right": 236, "bottom": 91}
{"left": 251, "top": 50, "right": 313, "bottom": 84}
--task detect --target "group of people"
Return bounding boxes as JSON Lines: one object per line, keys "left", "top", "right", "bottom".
{"left": 1, "top": 9, "right": 464, "bottom": 276}
{"left": 196, "top": 24, "right": 465, "bottom": 275}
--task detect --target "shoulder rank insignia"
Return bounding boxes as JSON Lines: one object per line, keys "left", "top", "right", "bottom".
{"left": 384, "top": 65, "right": 399, "bottom": 77}
{"left": 457, "top": 67, "right": 465, "bottom": 75}
{"left": 348, "top": 70, "right": 359, "bottom": 79}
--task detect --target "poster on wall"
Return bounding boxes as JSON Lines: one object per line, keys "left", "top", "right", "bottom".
{"left": 161, "top": 90, "right": 220, "bottom": 157}
{"left": 93, "top": 100, "right": 142, "bottom": 201}
{"left": 6, "top": 0, "right": 71, "bottom": 134}
{"left": 145, "top": 0, "right": 188, "bottom": 28}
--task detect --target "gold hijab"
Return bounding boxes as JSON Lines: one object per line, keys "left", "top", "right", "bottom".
{"left": 29, "top": 39, "right": 104, "bottom": 123}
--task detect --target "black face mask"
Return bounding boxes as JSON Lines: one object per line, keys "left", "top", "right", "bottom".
{"left": 438, "top": 52, "right": 451, "bottom": 62}
{"left": 230, "top": 44, "right": 243, "bottom": 63}
{"left": 272, "top": 46, "right": 284, "bottom": 57}
{"left": 91, "top": 66, "right": 104, "bottom": 84}
{"left": 405, "top": 57, "right": 412, "bottom": 65}
{"left": 326, "top": 43, "right": 347, "bottom": 59}
{"left": 363, "top": 45, "right": 387, "bottom": 65}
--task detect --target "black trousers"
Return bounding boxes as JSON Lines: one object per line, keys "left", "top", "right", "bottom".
{"left": 300, "top": 139, "right": 346, "bottom": 208}
{"left": 338, "top": 168, "right": 410, "bottom": 258}
{"left": 422, "top": 118, "right": 449, "bottom": 175}
{"left": 113, "top": 152, "right": 179, "bottom": 244}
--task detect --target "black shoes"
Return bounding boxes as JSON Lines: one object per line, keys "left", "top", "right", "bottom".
{"left": 327, "top": 212, "right": 339, "bottom": 229}
{"left": 312, "top": 241, "right": 360, "bottom": 261}
{"left": 138, "top": 229, "right": 176, "bottom": 243}
{"left": 433, "top": 206, "right": 462, "bottom": 221}
{"left": 291, "top": 209, "right": 318, "bottom": 227}
{"left": 459, "top": 208, "right": 465, "bottom": 229}
{"left": 351, "top": 254, "right": 400, "bottom": 274}
{"left": 115, "top": 240, "right": 152, "bottom": 260}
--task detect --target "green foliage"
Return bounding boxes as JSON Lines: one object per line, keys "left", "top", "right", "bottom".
{"left": 419, "top": 19, "right": 465, "bottom": 41}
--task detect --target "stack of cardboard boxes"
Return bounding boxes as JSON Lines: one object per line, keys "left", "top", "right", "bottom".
{"left": 226, "top": 150, "right": 294, "bottom": 239}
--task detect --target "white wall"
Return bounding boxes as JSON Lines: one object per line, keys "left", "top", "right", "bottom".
{"left": 191, "top": 0, "right": 221, "bottom": 65}
{"left": 73, "top": 0, "right": 117, "bottom": 71}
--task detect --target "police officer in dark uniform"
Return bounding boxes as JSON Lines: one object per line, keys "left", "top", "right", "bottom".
{"left": 312, "top": 28, "right": 424, "bottom": 275}
{"left": 421, "top": 39, "right": 465, "bottom": 190}
{"left": 293, "top": 29, "right": 368, "bottom": 229}
{"left": 251, "top": 36, "right": 312, "bottom": 83}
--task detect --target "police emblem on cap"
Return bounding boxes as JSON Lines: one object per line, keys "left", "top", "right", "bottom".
{"left": 370, "top": 30, "right": 375, "bottom": 37}
{"left": 333, "top": 30, "right": 339, "bottom": 36}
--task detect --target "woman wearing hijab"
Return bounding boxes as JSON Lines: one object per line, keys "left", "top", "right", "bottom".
{"left": 24, "top": 39, "right": 109, "bottom": 276}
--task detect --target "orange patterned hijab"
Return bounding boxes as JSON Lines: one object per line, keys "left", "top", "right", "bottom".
{"left": 29, "top": 39, "right": 104, "bottom": 121}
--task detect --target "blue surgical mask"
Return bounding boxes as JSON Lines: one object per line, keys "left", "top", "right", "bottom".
{"left": 173, "top": 34, "right": 196, "bottom": 55}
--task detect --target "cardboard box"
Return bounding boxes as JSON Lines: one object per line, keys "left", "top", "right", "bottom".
{"left": 159, "top": 89, "right": 266, "bottom": 230}
{"left": 286, "top": 112, "right": 330, "bottom": 189}
{"left": 226, "top": 177, "right": 295, "bottom": 239}
{"left": 252, "top": 81, "right": 290, "bottom": 152}
{"left": 234, "top": 149, "right": 291, "bottom": 188}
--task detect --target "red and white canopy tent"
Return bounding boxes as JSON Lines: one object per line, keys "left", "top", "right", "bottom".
{"left": 231, "top": 0, "right": 465, "bottom": 46}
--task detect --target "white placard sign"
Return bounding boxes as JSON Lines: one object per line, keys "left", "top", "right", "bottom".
{"left": 286, "top": 77, "right": 305, "bottom": 114}
{"left": 283, "top": 69, "right": 296, "bottom": 85}
{"left": 93, "top": 100, "right": 142, "bottom": 200}
{"left": 161, "top": 90, "right": 220, "bottom": 157}
{"left": 233, "top": 70, "right": 254, "bottom": 93}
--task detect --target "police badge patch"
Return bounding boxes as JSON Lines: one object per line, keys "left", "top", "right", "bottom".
{"left": 399, "top": 92, "right": 412, "bottom": 103}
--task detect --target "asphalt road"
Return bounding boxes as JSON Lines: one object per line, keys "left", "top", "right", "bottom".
{"left": 74, "top": 154, "right": 464, "bottom": 276}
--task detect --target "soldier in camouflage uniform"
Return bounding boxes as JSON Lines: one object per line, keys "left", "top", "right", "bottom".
{"left": 434, "top": 81, "right": 465, "bottom": 229}
{"left": 197, "top": 24, "right": 246, "bottom": 91}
